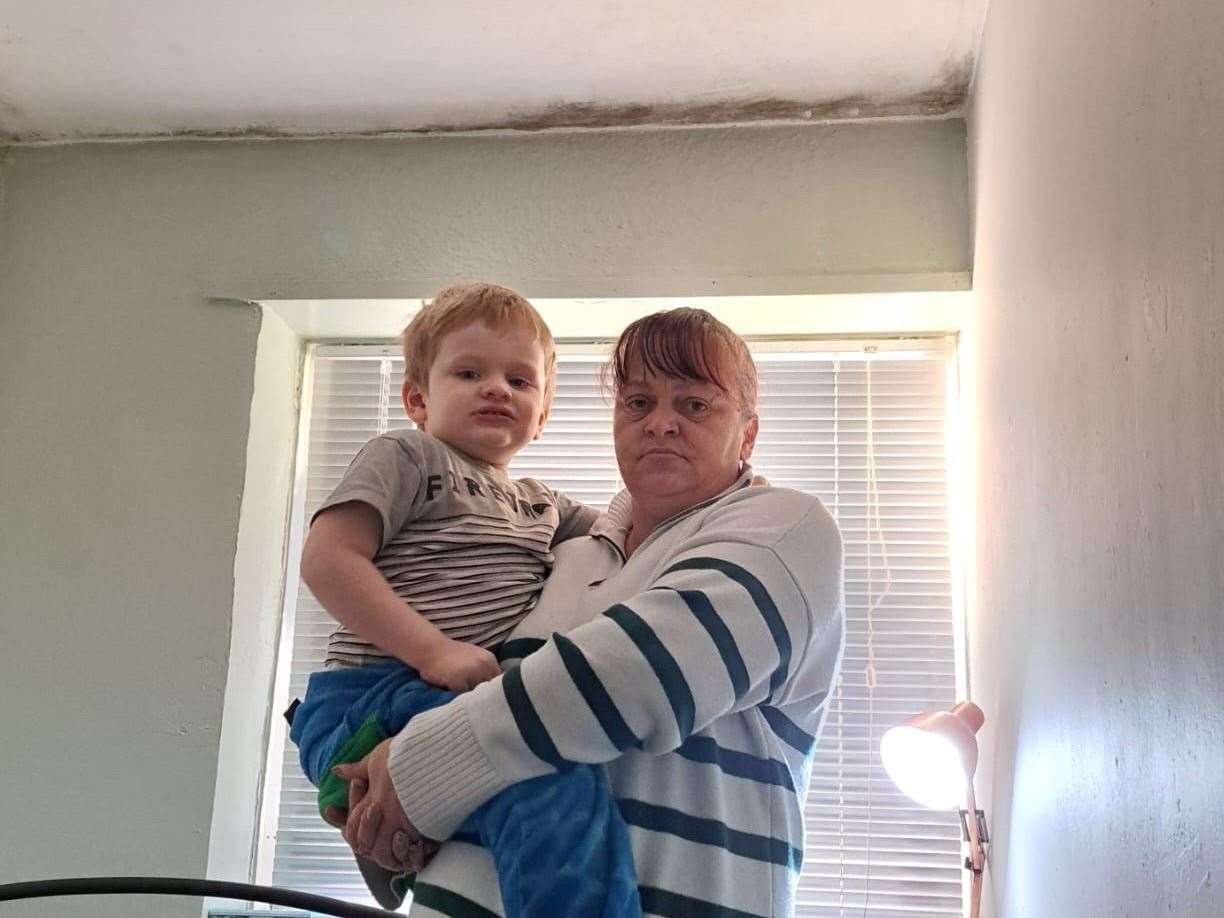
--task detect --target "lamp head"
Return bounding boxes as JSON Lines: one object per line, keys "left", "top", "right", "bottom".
{"left": 881, "top": 701, "right": 984, "bottom": 810}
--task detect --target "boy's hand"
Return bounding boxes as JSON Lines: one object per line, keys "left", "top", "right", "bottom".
{"left": 418, "top": 638, "right": 501, "bottom": 691}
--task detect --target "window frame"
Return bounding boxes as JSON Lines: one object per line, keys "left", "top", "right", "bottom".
{"left": 244, "top": 330, "right": 969, "bottom": 916}
{"left": 202, "top": 290, "right": 975, "bottom": 914}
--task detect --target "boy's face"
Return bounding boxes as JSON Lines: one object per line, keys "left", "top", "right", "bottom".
{"left": 402, "top": 320, "right": 550, "bottom": 470}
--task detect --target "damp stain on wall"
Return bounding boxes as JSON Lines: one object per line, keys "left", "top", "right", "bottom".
{"left": 1, "top": 81, "right": 971, "bottom": 146}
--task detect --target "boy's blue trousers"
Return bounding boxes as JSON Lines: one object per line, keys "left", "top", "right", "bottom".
{"left": 289, "top": 660, "right": 641, "bottom": 918}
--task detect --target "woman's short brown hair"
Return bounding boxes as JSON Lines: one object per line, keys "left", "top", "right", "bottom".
{"left": 606, "top": 308, "right": 758, "bottom": 414}
{"left": 401, "top": 282, "right": 557, "bottom": 403}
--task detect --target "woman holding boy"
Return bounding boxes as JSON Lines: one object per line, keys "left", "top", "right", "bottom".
{"left": 328, "top": 302, "right": 846, "bottom": 918}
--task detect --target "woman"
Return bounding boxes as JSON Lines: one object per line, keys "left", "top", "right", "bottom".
{"left": 331, "top": 308, "right": 845, "bottom": 917}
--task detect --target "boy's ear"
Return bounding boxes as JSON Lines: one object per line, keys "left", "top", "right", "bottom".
{"left": 403, "top": 379, "right": 429, "bottom": 429}
{"left": 532, "top": 404, "right": 551, "bottom": 441}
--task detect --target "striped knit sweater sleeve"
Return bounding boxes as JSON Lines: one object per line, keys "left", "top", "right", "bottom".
{"left": 387, "top": 487, "right": 844, "bottom": 846}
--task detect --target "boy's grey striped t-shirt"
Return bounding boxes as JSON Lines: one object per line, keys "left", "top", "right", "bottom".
{"left": 313, "top": 429, "right": 597, "bottom": 668}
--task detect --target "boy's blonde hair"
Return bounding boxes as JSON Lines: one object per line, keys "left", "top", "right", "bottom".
{"left": 401, "top": 282, "right": 557, "bottom": 403}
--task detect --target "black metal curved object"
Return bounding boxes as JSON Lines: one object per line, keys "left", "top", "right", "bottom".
{"left": 0, "top": 876, "right": 391, "bottom": 917}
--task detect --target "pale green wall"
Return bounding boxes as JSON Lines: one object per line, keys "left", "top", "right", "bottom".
{"left": 0, "top": 121, "right": 969, "bottom": 917}
{"left": 969, "top": 1, "right": 1224, "bottom": 915}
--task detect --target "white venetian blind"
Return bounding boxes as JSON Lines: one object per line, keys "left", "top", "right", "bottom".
{"left": 260, "top": 339, "right": 962, "bottom": 916}
{"left": 763, "top": 347, "right": 964, "bottom": 918}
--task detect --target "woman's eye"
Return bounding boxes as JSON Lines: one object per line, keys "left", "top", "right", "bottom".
{"left": 684, "top": 399, "right": 710, "bottom": 414}
{"left": 624, "top": 396, "right": 649, "bottom": 411}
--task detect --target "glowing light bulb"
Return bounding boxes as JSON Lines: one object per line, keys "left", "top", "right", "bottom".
{"left": 880, "top": 701, "right": 984, "bottom": 810}
{"left": 880, "top": 725, "right": 968, "bottom": 809}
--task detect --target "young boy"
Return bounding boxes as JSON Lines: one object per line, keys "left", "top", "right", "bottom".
{"left": 287, "top": 282, "right": 638, "bottom": 916}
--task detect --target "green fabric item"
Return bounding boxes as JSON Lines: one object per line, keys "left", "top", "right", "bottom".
{"left": 319, "top": 714, "right": 416, "bottom": 903}
{"left": 317, "top": 713, "right": 387, "bottom": 818}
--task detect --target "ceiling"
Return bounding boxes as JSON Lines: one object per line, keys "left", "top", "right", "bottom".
{"left": 0, "top": 1, "right": 989, "bottom": 144}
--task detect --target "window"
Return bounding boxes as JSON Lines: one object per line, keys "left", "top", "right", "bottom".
{"left": 257, "top": 337, "right": 963, "bottom": 916}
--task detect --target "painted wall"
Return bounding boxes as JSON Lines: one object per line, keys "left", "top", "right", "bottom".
{"left": 0, "top": 121, "right": 969, "bottom": 917}
{"left": 969, "top": 1, "right": 1224, "bottom": 915}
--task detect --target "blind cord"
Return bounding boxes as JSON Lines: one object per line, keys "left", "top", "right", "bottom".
{"left": 832, "top": 359, "right": 848, "bottom": 913}
{"left": 861, "top": 349, "right": 894, "bottom": 917}
{"left": 377, "top": 357, "right": 393, "bottom": 434}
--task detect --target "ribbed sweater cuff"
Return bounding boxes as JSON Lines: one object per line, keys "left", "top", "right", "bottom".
{"left": 387, "top": 700, "right": 505, "bottom": 841}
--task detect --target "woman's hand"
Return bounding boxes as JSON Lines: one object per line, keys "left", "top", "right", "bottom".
{"left": 322, "top": 739, "right": 439, "bottom": 872}
{"left": 418, "top": 637, "right": 501, "bottom": 692}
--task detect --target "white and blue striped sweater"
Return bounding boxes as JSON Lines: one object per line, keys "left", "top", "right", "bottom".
{"left": 390, "top": 473, "right": 845, "bottom": 917}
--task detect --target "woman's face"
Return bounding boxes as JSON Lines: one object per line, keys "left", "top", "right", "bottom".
{"left": 613, "top": 365, "right": 758, "bottom": 521}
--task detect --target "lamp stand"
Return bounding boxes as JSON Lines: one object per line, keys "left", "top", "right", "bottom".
{"left": 960, "top": 782, "right": 989, "bottom": 918}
